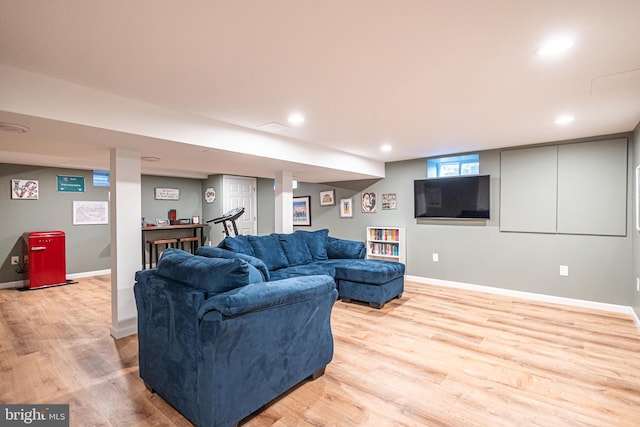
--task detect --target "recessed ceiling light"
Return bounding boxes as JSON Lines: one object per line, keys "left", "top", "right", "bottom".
{"left": 537, "top": 37, "right": 574, "bottom": 56}
{"left": 287, "top": 113, "right": 305, "bottom": 125}
{"left": 380, "top": 144, "right": 392, "bottom": 152}
{"left": 554, "top": 115, "right": 575, "bottom": 125}
{"left": 0, "top": 122, "right": 30, "bottom": 133}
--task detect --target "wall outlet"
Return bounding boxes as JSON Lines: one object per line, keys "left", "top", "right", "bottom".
{"left": 432, "top": 253, "right": 439, "bottom": 262}
{"left": 11, "top": 256, "right": 19, "bottom": 265}
{"left": 559, "top": 265, "right": 569, "bottom": 276}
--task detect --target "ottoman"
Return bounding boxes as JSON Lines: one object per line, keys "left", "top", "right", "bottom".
{"left": 331, "top": 259, "right": 405, "bottom": 308}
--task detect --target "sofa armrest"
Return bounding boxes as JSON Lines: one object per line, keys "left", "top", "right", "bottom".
{"left": 327, "top": 236, "right": 366, "bottom": 259}
{"left": 198, "top": 275, "right": 336, "bottom": 318}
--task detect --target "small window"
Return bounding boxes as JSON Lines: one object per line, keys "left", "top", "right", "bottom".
{"left": 427, "top": 154, "right": 479, "bottom": 178}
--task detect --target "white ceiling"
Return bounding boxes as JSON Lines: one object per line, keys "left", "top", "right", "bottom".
{"left": 1, "top": 1, "right": 639, "bottom": 182}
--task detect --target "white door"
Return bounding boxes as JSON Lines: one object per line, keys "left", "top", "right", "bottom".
{"left": 222, "top": 175, "right": 257, "bottom": 235}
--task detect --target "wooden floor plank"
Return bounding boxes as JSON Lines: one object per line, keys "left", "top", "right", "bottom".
{"left": 1, "top": 276, "right": 639, "bottom": 426}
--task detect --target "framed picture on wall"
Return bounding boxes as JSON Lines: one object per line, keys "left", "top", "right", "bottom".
{"left": 293, "top": 196, "right": 311, "bottom": 226}
{"left": 73, "top": 201, "right": 109, "bottom": 225}
{"left": 11, "top": 179, "right": 39, "bottom": 200}
{"left": 361, "top": 191, "right": 377, "bottom": 213}
{"left": 382, "top": 193, "right": 397, "bottom": 210}
{"left": 154, "top": 187, "right": 180, "bottom": 200}
{"left": 340, "top": 198, "right": 353, "bottom": 218}
{"left": 319, "top": 189, "right": 335, "bottom": 206}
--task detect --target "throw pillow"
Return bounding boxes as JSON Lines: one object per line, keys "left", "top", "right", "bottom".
{"left": 156, "top": 248, "right": 254, "bottom": 295}
{"left": 275, "top": 233, "right": 313, "bottom": 266}
{"left": 217, "top": 235, "right": 255, "bottom": 256}
{"left": 294, "top": 229, "right": 329, "bottom": 261}
{"left": 196, "top": 246, "right": 270, "bottom": 281}
{"left": 247, "top": 235, "right": 289, "bottom": 271}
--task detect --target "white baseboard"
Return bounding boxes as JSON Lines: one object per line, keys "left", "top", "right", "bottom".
{"left": 406, "top": 275, "right": 633, "bottom": 315}
{"left": 631, "top": 307, "right": 640, "bottom": 331}
{"left": 110, "top": 317, "right": 137, "bottom": 339}
{"left": 0, "top": 280, "right": 23, "bottom": 290}
{"left": 67, "top": 269, "right": 111, "bottom": 279}
{"left": 0, "top": 269, "right": 112, "bottom": 290}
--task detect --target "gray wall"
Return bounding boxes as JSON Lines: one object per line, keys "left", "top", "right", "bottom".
{"left": 632, "top": 124, "right": 640, "bottom": 319}
{"left": 257, "top": 178, "right": 276, "bottom": 236}
{"left": 1, "top": 164, "right": 111, "bottom": 282}
{"left": 4, "top": 131, "right": 639, "bottom": 309}
{"left": 201, "top": 174, "right": 224, "bottom": 245}
{"left": 293, "top": 137, "right": 635, "bottom": 306}
{"left": 0, "top": 164, "right": 204, "bottom": 283}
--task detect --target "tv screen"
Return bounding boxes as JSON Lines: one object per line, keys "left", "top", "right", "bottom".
{"left": 414, "top": 175, "right": 490, "bottom": 219}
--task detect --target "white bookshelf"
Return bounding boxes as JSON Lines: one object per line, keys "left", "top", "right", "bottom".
{"left": 366, "top": 226, "right": 406, "bottom": 264}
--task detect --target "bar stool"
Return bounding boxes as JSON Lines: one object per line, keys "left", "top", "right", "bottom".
{"left": 179, "top": 236, "right": 200, "bottom": 254}
{"left": 147, "top": 238, "right": 178, "bottom": 268}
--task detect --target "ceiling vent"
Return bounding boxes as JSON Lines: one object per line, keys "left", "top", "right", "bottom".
{"left": 0, "top": 123, "right": 30, "bottom": 133}
{"left": 257, "top": 122, "right": 289, "bottom": 132}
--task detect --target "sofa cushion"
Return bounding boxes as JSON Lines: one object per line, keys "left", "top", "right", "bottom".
{"left": 294, "top": 229, "right": 329, "bottom": 261}
{"left": 275, "top": 233, "right": 314, "bottom": 266}
{"left": 199, "top": 275, "right": 336, "bottom": 318}
{"left": 327, "top": 237, "right": 366, "bottom": 259}
{"left": 196, "top": 246, "right": 270, "bottom": 281}
{"left": 218, "top": 235, "right": 255, "bottom": 256}
{"left": 156, "top": 248, "right": 261, "bottom": 295}
{"left": 269, "top": 263, "right": 336, "bottom": 281}
{"left": 323, "top": 259, "right": 405, "bottom": 285}
{"left": 247, "top": 234, "right": 289, "bottom": 271}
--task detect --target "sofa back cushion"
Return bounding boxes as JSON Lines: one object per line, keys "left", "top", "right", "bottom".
{"left": 196, "top": 246, "right": 270, "bottom": 281}
{"left": 156, "top": 248, "right": 262, "bottom": 295}
{"left": 327, "top": 237, "right": 366, "bottom": 259}
{"left": 217, "top": 235, "right": 255, "bottom": 256}
{"left": 247, "top": 234, "right": 289, "bottom": 271}
{"left": 294, "top": 229, "right": 329, "bottom": 261}
{"left": 275, "top": 233, "right": 313, "bottom": 266}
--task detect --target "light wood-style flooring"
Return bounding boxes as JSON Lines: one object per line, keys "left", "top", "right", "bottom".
{"left": 1, "top": 276, "right": 639, "bottom": 426}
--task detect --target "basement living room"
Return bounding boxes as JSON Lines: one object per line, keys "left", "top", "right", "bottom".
{"left": 2, "top": 2, "right": 640, "bottom": 427}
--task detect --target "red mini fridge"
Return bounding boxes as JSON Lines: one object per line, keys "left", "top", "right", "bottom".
{"left": 22, "top": 231, "right": 67, "bottom": 289}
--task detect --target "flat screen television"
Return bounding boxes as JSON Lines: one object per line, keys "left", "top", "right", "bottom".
{"left": 414, "top": 175, "right": 490, "bottom": 219}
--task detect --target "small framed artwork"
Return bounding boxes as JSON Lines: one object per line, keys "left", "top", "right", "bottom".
{"left": 154, "top": 187, "right": 180, "bottom": 200}
{"left": 382, "top": 193, "right": 397, "bottom": 210}
{"left": 361, "top": 191, "right": 377, "bottom": 213}
{"left": 178, "top": 218, "right": 192, "bottom": 224}
{"left": 204, "top": 187, "right": 216, "bottom": 204}
{"left": 11, "top": 179, "right": 39, "bottom": 200}
{"left": 319, "top": 189, "right": 335, "bottom": 206}
{"left": 156, "top": 219, "right": 170, "bottom": 226}
{"left": 293, "top": 196, "right": 311, "bottom": 226}
{"left": 340, "top": 198, "right": 353, "bottom": 218}
{"left": 73, "top": 201, "right": 109, "bottom": 225}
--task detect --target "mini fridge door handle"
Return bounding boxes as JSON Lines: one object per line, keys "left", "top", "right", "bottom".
{"left": 31, "top": 246, "right": 47, "bottom": 251}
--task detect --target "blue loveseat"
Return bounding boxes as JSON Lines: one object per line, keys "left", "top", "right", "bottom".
{"left": 208, "top": 229, "right": 405, "bottom": 309}
{"left": 134, "top": 248, "right": 337, "bottom": 427}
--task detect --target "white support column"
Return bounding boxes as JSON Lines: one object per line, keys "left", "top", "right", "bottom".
{"left": 274, "top": 170, "right": 294, "bottom": 233}
{"left": 110, "top": 148, "right": 142, "bottom": 338}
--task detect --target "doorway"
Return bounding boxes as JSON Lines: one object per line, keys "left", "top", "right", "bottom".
{"left": 222, "top": 175, "right": 257, "bottom": 235}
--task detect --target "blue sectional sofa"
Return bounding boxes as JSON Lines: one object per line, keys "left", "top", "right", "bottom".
{"left": 134, "top": 248, "right": 337, "bottom": 427}
{"left": 208, "top": 229, "right": 405, "bottom": 309}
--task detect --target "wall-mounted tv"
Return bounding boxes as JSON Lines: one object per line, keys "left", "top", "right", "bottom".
{"left": 414, "top": 175, "right": 490, "bottom": 219}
